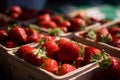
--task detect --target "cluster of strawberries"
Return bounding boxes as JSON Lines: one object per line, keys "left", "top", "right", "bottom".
{"left": 36, "top": 12, "right": 107, "bottom": 34}
{"left": 80, "top": 24, "right": 120, "bottom": 48}
{"left": 0, "top": 25, "right": 55, "bottom": 48}
{"left": 15, "top": 38, "right": 102, "bottom": 75}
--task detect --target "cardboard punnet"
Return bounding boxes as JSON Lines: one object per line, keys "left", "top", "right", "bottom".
{"left": 7, "top": 40, "right": 109, "bottom": 80}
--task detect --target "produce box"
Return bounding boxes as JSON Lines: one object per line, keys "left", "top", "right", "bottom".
{"left": 0, "top": 24, "right": 56, "bottom": 78}
{"left": 7, "top": 38, "right": 109, "bottom": 80}
{"left": 74, "top": 18, "right": 120, "bottom": 58}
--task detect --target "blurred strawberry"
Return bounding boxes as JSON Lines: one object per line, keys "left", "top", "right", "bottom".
{"left": 39, "top": 21, "right": 57, "bottom": 29}
{"left": 51, "top": 15, "right": 63, "bottom": 25}
{"left": 42, "top": 40, "right": 59, "bottom": 58}
{"left": 58, "top": 38, "right": 70, "bottom": 47}
{"left": 16, "top": 45, "right": 34, "bottom": 59}
{"left": 0, "top": 30, "right": 8, "bottom": 43}
{"left": 84, "top": 46, "right": 101, "bottom": 65}
{"left": 75, "top": 57, "right": 84, "bottom": 68}
{"left": 110, "top": 37, "right": 120, "bottom": 48}
{"left": 58, "top": 64, "right": 76, "bottom": 75}
{"left": 8, "top": 26, "right": 27, "bottom": 43}
{"left": 57, "top": 41, "right": 80, "bottom": 63}
{"left": 108, "top": 27, "right": 120, "bottom": 36}
{"left": 96, "top": 27, "right": 112, "bottom": 43}
{"left": 69, "top": 18, "right": 85, "bottom": 31}
{"left": 42, "top": 59, "right": 58, "bottom": 74}
{"left": 24, "top": 47, "right": 47, "bottom": 66}
{"left": 60, "top": 20, "right": 71, "bottom": 28}
{"left": 4, "top": 40, "right": 17, "bottom": 48}
{"left": 37, "top": 13, "right": 51, "bottom": 22}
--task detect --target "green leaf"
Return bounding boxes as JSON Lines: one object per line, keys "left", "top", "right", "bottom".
{"left": 86, "top": 29, "right": 96, "bottom": 39}
{"left": 79, "top": 46, "right": 85, "bottom": 57}
{"left": 48, "top": 28, "right": 64, "bottom": 36}
{"left": 99, "top": 34, "right": 111, "bottom": 44}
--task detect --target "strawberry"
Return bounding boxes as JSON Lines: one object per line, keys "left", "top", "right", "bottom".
{"left": 16, "top": 45, "right": 35, "bottom": 59}
{"left": 110, "top": 37, "right": 120, "bottom": 48}
{"left": 60, "top": 20, "right": 71, "bottom": 28}
{"left": 37, "top": 13, "right": 51, "bottom": 22}
{"left": 57, "top": 41, "right": 80, "bottom": 63}
{"left": 96, "top": 27, "right": 112, "bottom": 43}
{"left": 39, "top": 21, "right": 57, "bottom": 29}
{"left": 42, "top": 40, "right": 59, "bottom": 58}
{"left": 0, "top": 30, "right": 8, "bottom": 43}
{"left": 74, "top": 13, "right": 85, "bottom": 19}
{"left": 69, "top": 18, "right": 85, "bottom": 31}
{"left": 43, "top": 35, "right": 56, "bottom": 41}
{"left": 58, "top": 38, "right": 70, "bottom": 47}
{"left": 3, "top": 40, "right": 17, "bottom": 48}
{"left": 59, "top": 26, "right": 67, "bottom": 33}
{"left": 42, "top": 59, "right": 58, "bottom": 74}
{"left": 58, "top": 63, "right": 76, "bottom": 75}
{"left": 75, "top": 57, "right": 84, "bottom": 68}
{"left": 24, "top": 47, "right": 47, "bottom": 66}
{"left": 26, "top": 30, "right": 40, "bottom": 43}
{"left": 9, "top": 5, "right": 22, "bottom": 15}
{"left": 8, "top": 26, "right": 27, "bottom": 43}
{"left": 108, "top": 27, "right": 120, "bottom": 36}
{"left": 84, "top": 46, "right": 101, "bottom": 65}
{"left": 51, "top": 15, "right": 63, "bottom": 25}
{"left": 97, "top": 57, "right": 120, "bottom": 80}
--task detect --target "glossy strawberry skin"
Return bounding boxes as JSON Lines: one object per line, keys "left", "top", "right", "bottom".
{"left": 97, "top": 27, "right": 109, "bottom": 37}
{"left": 108, "top": 27, "right": 120, "bottom": 36}
{"left": 42, "top": 59, "right": 58, "bottom": 74}
{"left": 8, "top": 26, "right": 27, "bottom": 43}
{"left": 3, "top": 40, "right": 17, "bottom": 48}
{"left": 75, "top": 57, "right": 84, "bottom": 68}
{"left": 84, "top": 46, "right": 101, "bottom": 65}
{"left": 24, "top": 48, "right": 45, "bottom": 66}
{"left": 0, "top": 30, "right": 8, "bottom": 43}
{"left": 69, "top": 18, "right": 85, "bottom": 31}
{"left": 58, "top": 38, "right": 70, "bottom": 47}
{"left": 16, "top": 45, "right": 34, "bottom": 59}
{"left": 51, "top": 15, "right": 63, "bottom": 25}
{"left": 58, "top": 64, "right": 76, "bottom": 76}
{"left": 42, "top": 40, "right": 59, "bottom": 58}
{"left": 37, "top": 13, "right": 51, "bottom": 22}
{"left": 110, "top": 38, "right": 120, "bottom": 48}
{"left": 26, "top": 30, "right": 40, "bottom": 43}
{"left": 9, "top": 6, "right": 22, "bottom": 14}
{"left": 57, "top": 41, "right": 80, "bottom": 63}
{"left": 60, "top": 20, "right": 71, "bottom": 28}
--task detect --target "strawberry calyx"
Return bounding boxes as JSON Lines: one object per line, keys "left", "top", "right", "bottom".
{"left": 98, "top": 34, "right": 111, "bottom": 43}
{"left": 80, "top": 21, "right": 86, "bottom": 30}
{"left": 48, "top": 27, "right": 64, "bottom": 36}
{"left": 79, "top": 46, "right": 85, "bottom": 57}
{"left": 86, "top": 29, "right": 96, "bottom": 40}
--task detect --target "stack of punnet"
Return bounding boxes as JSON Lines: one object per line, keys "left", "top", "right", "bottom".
{"left": 0, "top": 24, "right": 57, "bottom": 79}
{"left": 7, "top": 38, "right": 110, "bottom": 80}
{"left": 74, "top": 19, "right": 120, "bottom": 58}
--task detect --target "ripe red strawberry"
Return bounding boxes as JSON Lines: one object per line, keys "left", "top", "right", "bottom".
{"left": 96, "top": 57, "right": 120, "bottom": 80}
{"left": 96, "top": 27, "right": 112, "bottom": 43}
{"left": 24, "top": 47, "right": 47, "bottom": 66}
{"left": 75, "top": 57, "right": 84, "bottom": 68}
{"left": 37, "top": 13, "right": 51, "bottom": 22}
{"left": 84, "top": 46, "right": 101, "bottom": 65}
{"left": 42, "top": 40, "right": 59, "bottom": 58}
{"left": 51, "top": 15, "right": 63, "bottom": 25}
{"left": 108, "top": 27, "right": 120, "bottom": 36}
{"left": 60, "top": 20, "right": 71, "bottom": 28}
{"left": 16, "top": 45, "right": 35, "bottom": 59}
{"left": 58, "top": 63, "right": 76, "bottom": 75}
{"left": 42, "top": 59, "right": 58, "bottom": 74}
{"left": 4, "top": 40, "right": 17, "bottom": 48}
{"left": 8, "top": 26, "right": 27, "bottom": 43}
{"left": 43, "top": 35, "right": 56, "bottom": 41}
{"left": 110, "top": 37, "right": 120, "bottom": 48}
{"left": 58, "top": 38, "right": 70, "bottom": 47}
{"left": 9, "top": 6, "right": 22, "bottom": 15}
{"left": 74, "top": 13, "right": 85, "bottom": 19}
{"left": 69, "top": 18, "right": 85, "bottom": 31}
{"left": 57, "top": 41, "right": 80, "bottom": 63}
{"left": 0, "top": 30, "right": 8, "bottom": 43}
{"left": 59, "top": 26, "right": 67, "bottom": 33}
{"left": 39, "top": 21, "right": 57, "bottom": 29}
{"left": 26, "top": 30, "right": 40, "bottom": 43}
